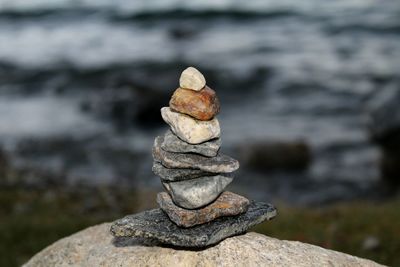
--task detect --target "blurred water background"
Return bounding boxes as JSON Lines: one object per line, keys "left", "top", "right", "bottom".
{"left": 1, "top": 0, "right": 400, "bottom": 206}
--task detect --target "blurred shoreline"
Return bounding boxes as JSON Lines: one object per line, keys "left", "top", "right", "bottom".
{"left": 1, "top": 0, "right": 400, "bottom": 205}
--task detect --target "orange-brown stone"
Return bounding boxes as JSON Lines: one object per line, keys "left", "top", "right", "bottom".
{"left": 169, "top": 86, "right": 220, "bottom": 121}
{"left": 157, "top": 191, "right": 250, "bottom": 228}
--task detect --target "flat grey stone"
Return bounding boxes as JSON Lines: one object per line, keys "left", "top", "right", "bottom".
{"left": 161, "top": 130, "right": 221, "bottom": 157}
{"left": 110, "top": 201, "right": 277, "bottom": 248}
{"left": 153, "top": 136, "right": 239, "bottom": 173}
{"left": 152, "top": 161, "right": 214, "bottom": 182}
{"left": 162, "top": 174, "right": 233, "bottom": 209}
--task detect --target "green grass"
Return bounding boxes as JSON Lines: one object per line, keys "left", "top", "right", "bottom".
{"left": 1, "top": 187, "right": 399, "bottom": 266}
{"left": 253, "top": 200, "right": 400, "bottom": 266}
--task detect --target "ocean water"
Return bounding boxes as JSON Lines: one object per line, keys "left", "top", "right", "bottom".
{"left": 0, "top": 0, "right": 399, "bottom": 204}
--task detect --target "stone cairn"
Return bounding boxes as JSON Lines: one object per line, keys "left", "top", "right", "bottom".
{"left": 111, "top": 67, "right": 277, "bottom": 248}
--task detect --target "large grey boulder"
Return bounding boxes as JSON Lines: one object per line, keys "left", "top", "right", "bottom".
{"left": 24, "top": 223, "right": 384, "bottom": 267}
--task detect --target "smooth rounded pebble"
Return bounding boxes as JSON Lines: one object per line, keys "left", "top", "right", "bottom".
{"left": 179, "top": 67, "right": 206, "bottom": 91}
{"left": 170, "top": 86, "right": 220, "bottom": 121}
{"left": 162, "top": 174, "right": 233, "bottom": 209}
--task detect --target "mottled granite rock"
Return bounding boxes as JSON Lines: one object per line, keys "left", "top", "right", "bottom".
{"left": 24, "top": 223, "right": 384, "bottom": 267}
{"left": 153, "top": 136, "right": 239, "bottom": 173}
{"left": 152, "top": 162, "right": 214, "bottom": 182}
{"left": 179, "top": 67, "right": 206, "bottom": 91}
{"left": 157, "top": 191, "right": 250, "bottom": 227}
{"left": 162, "top": 175, "right": 233, "bottom": 209}
{"left": 161, "top": 130, "right": 221, "bottom": 157}
{"left": 110, "top": 201, "right": 276, "bottom": 247}
{"left": 161, "top": 107, "right": 220, "bottom": 144}
{"left": 170, "top": 86, "right": 220, "bottom": 121}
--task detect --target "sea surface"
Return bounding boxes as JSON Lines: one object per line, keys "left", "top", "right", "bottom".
{"left": 1, "top": 0, "right": 399, "bottom": 205}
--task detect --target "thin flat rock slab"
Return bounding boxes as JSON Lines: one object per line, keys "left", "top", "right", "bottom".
{"left": 110, "top": 201, "right": 277, "bottom": 248}
{"left": 161, "top": 130, "right": 221, "bottom": 157}
{"left": 162, "top": 174, "right": 233, "bottom": 209}
{"left": 157, "top": 191, "right": 250, "bottom": 228}
{"left": 152, "top": 162, "right": 215, "bottom": 182}
{"left": 153, "top": 136, "right": 239, "bottom": 173}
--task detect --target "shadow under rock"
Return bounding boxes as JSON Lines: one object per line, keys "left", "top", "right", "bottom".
{"left": 111, "top": 234, "right": 241, "bottom": 251}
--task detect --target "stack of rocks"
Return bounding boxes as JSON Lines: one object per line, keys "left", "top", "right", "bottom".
{"left": 153, "top": 67, "right": 247, "bottom": 227}
{"left": 111, "top": 67, "right": 277, "bottom": 248}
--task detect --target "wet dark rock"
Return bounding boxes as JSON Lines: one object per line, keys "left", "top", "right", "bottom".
{"left": 110, "top": 201, "right": 277, "bottom": 247}
{"left": 152, "top": 162, "right": 215, "bottom": 182}
{"left": 236, "top": 140, "right": 311, "bottom": 171}
{"left": 368, "top": 87, "right": 400, "bottom": 147}
{"left": 153, "top": 136, "right": 239, "bottom": 173}
{"left": 157, "top": 191, "right": 250, "bottom": 228}
{"left": 161, "top": 130, "right": 221, "bottom": 157}
{"left": 0, "top": 147, "right": 10, "bottom": 184}
{"left": 368, "top": 87, "right": 400, "bottom": 186}
{"left": 380, "top": 150, "right": 400, "bottom": 187}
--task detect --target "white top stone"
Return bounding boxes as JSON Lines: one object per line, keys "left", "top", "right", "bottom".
{"left": 179, "top": 67, "right": 206, "bottom": 91}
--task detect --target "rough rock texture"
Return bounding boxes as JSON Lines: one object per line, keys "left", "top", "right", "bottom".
{"left": 157, "top": 191, "right": 250, "bottom": 227}
{"left": 162, "top": 174, "right": 233, "bottom": 209}
{"left": 170, "top": 86, "right": 220, "bottom": 121}
{"left": 153, "top": 136, "right": 239, "bottom": 173}
{"left": 179, "top": 66, "right": 206, "bottom": 91}
{"left": 24, "top": 224, "right": 383, "bottom": 267}
{"left": 152, "top": 162, "right": 214, "bottom": 182}
{"left": 111, "top": 201, "right": 276, "bottom": 247}
{"left": 161, "top": 130, "right": 221, "bottom": 157}
{"left": 161, "top": 107, "right": 220, "bottom": 144}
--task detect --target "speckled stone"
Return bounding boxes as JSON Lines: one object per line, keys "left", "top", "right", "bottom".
{"left": 161, "top": 130, "right": 221, "bottom": 157}
{"left": 25, "top": 224, "right": 384, "bottom": 267}
{"left": 152, "top": 162, "right": 214, "bottom": 182}
{"left": 110, "top": 201, "right": 277, "bottom": 248}
{"left": 157, "top": 191, "right": 250, "bottom": 228}
{"left": 169, "top": 86, "right": 220, "bottom": 121}
{"left": 161, "top": 107, "right": 220, "bottom": 144}
{"left": 153, "top": 136, "right": 239, "bottom": 173}
{"left": 162, "top": 174, "right": 233, "bottom": 209}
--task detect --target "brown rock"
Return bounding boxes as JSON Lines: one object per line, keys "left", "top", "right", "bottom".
{"left": 157, "top": 191, "right": 250, "bottom": 228}
{"left": 169, "top": 86, "right": 220, "bottom": 121}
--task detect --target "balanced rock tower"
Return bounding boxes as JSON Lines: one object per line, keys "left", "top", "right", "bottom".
{"left": 111, "top": 67, "right": 277, "bottom": 247}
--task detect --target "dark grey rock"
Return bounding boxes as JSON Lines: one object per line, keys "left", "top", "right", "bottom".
{"left": 162, "top": 174, "right": 233, "bottom": 209}
{"left": 153, "top": 136, "right": 239, "bottom": 173}
{"left": 110, "top": 201, "right": 277, "bottom": 248}
{"left": 152, "top": 161, "right": 214, "bottom": 182}
{"left": 368, "top": 86, "right": 400, "bottom": 144}
{"left": 161, "top": 130, "right": 221, "bottom": 157}
{"left": 236, "top": 140, "right": 310, "bottom": 171}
